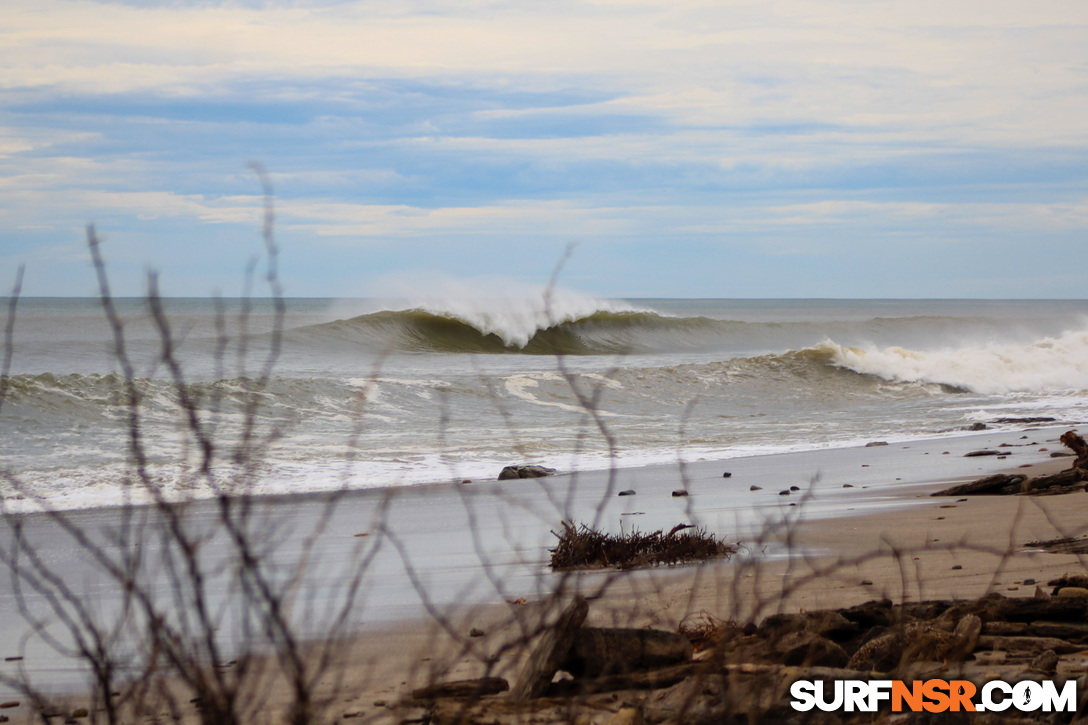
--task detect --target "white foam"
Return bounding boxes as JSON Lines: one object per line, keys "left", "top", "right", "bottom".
{"left": 359, "top": 275, "right": 647, "bottom": 348}
{"left": 822, "top": 326, "right": 1088, "bottom": 394}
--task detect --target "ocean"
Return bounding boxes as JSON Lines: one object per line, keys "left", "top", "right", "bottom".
{"left": 2, "top": 294, "right": 1087, "bottom": 511}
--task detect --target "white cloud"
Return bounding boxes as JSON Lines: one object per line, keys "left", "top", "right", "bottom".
{"left": 3, "top": 0, "right": 1086, "bottom": 148}
{"left": 276, "top": 199, "right": 632, "bottom": 237}
{"left": 762, "top": 199, "right": 1088, "bottom": 231}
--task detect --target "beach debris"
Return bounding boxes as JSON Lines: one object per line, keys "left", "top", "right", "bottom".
{"left": 966, "top": 422, "right": 988, "bottom": 430}
{"left": 1058, "top": 587, "right": 1088, "bottom": 598}
{"left": 1028, "top": 535, "right": 1088, "bottom": 554}
{"left": 722, "top": 471, "right": 732, "bottom": 478}
{"left": 933, "top": 435, "right": 1088, "bottom": 497}
{"left": 865, "top": 441, "right": 888, "bottom": 447}
{"left": 411, "top": 677, "right": 509, "bottom": 701}
{"left": 964, "top": 449, "right": 1001, "bottom": 457}
{"left": 1029, "top": 649, "right": 1059, "bottom": 675}
{"left": 512, "top": 596, "right": 589, "bottom": 700}
{"left": 617, "top": 489, "right": 635, "bottom": 496}
{"left": 1047, "top": 574, "right": 1088, "bottom": 593}
{"left": 749, "top": 485, "right": 761, "bottom": 491}
{"left": 415, "top": 588, "right": 1088, "bottom": 723}
{"left": 497, "top": 464, "right": 556, "bottom": 480}
{"left": 469, "top": 628, "right": 485, "bottom": 638}
{"left": 561, "top": 628, "right": 692, "bottom": 678}
{"left": 671, "top": 489, "right": 688, "bottom": 497}
{"left": 1061, "top": 429, "right": 1088, "bottom": 469}
{"left": 549, "top": 521, "right": 736, "bottom": 570}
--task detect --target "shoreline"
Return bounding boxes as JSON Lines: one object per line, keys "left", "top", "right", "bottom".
{"left": 0, "top": 424, "right": 1084, "bottom": 719}
{"left": 3, "top": 418, "right": 1078, "bottom": 517}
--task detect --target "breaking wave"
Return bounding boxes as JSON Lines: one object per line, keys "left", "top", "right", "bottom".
{"left": 297, "top": 307, "right": 734, "bottom": 354}
{"left": 823, "top": 327, "right": 1088, "bottom": 394}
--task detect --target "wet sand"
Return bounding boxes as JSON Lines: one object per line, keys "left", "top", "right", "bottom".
{"left": 325, "top": 430, "right": 1088, "bottom": 717}
{"left": 0, "top": 425, "right": 1084, "bottom": 722}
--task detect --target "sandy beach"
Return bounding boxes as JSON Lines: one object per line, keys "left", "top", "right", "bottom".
{"left": 312, "top": 426, "right": 1088, "bottom": 722}
{"left": 3, "top": 423, "right": 1084, "bottom": 722}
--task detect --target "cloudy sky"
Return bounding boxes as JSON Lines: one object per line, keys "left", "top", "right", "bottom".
{"left": 3, "top": 0, "right": 1088, "bottom": 298}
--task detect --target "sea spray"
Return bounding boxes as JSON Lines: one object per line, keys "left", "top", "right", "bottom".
{"left": 824, "top": 326, "right": 1088, "bottom": 394}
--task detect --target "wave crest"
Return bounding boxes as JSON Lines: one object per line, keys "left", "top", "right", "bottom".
{"left": 307, "top": 307, "right": 727, "bottom": 354}
{"left": 822, "top": 328, "right": 1088, "bottom": 394}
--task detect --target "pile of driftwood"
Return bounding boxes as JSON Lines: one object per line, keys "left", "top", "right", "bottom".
{"left": 933, "top": 430, "right": 1088, "bottom": 497}
{"left": 404, "top": 580, "right": 1088, "bottom": 724}
{"left": 549, "top": 522, "right": 737, "bottom": 571}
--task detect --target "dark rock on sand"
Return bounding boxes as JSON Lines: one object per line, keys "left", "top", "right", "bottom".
{"left": 497, "top": 464, "right": 556, "bottom": 480}
{"left": 932, "top": 474, "right": 1024, "bottom": 496}
{"left": 618, "top": 489, "right": 635, "bottom": 496}
{"left": 933, "top": 466, "right": 1086, "bottom": 497}
{"left": 1048, "top": 574, "right": 1088, "bottom": 594}
{"left": 671, "top": 490, "right": 688, "bottom": 497}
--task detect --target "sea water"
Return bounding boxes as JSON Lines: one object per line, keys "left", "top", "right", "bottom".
{"left": 2, "top": 294, "right": 1087, "bottom": 511}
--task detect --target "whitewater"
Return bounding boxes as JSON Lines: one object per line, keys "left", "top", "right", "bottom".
{"left": 1, "top": 294, "right": 1086, "bottom": 511}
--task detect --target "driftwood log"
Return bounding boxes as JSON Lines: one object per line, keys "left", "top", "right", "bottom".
{"left": 561, "top": 627, "right": 692, "bottom": 678}
{"left": 511, "top": 596, "right": 588, "bottom": 700}
{"left": 416, "top": 585, "right": 1088, "bottom": 725}
{"left": 1060, "top": 430, "right": 1088, "bottom": 470}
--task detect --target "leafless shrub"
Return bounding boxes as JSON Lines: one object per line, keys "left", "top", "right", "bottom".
{"left": 0, "top": 170, "right": 380, "bottom": 724}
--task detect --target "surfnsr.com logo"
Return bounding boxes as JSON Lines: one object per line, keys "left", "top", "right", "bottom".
{"left": 790, "top": 679, "right": 1076, "bottom": 714}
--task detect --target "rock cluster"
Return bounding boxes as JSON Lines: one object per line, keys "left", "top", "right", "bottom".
{"left": 933, "top": 429, "right": 1088, "bottom": 497}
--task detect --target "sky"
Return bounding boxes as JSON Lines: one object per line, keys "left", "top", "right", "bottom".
{"left": 2, "top": 0, "right": 1088, "bottom": 299}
